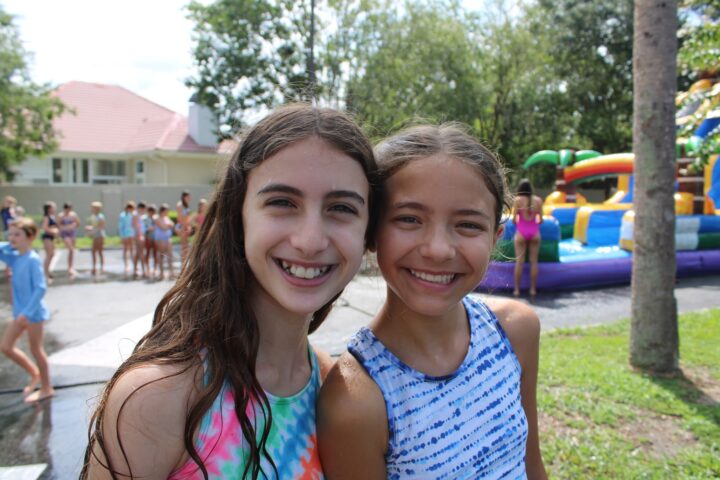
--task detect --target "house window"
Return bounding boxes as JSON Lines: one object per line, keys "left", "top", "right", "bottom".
{"left": 52, "top": 158, "right": 63, "bottom": 183}
{"left": 71, "top": 158, "right": 90, "bottom": 184}
{"left": 135, "top": 161, "right": 145, "bottom": 184}
{"left": 92, "top": 159, "right": 127, "bottom": 184}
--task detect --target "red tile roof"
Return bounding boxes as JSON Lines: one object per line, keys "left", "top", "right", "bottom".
{"left": 52, "top": 81, "right": 235, "bottom": 155}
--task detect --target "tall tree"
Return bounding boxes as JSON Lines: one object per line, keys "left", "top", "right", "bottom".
{"left": 186, "top": 0, "right": 316, "bottom": 132}
{"left": 0, "top": 6, "right": 65, "bottom": 182}
{"left": 630, "top": 0, "right": 679, "bottom": 373}
{"left": 535, "top": 0, "right": 635, "bottom": 154}
{"left": 345, "top": 1, "right": 487, "bottom": 137}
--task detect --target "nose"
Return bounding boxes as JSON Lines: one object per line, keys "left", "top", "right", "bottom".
{"left": 289, "top": 212, "right": 330, "bottom": 257}
{"left": 418, "top": 225, "right": 456, "bottom": 262}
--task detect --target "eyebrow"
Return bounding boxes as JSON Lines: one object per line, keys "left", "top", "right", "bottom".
{"left": 257, "top": 183, "right": 366, "bottom": 205}
{"left": 392, "top": 202, "right": 491, "bottom": 220}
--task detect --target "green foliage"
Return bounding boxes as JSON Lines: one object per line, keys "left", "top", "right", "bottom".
{"left": 534, "top": 0, "right": 634, "bottom": 154}
{"left": 186, "top": 0, "right": 315, "bottom": 132}
{"left": 538, "top": 309, "right": 720, "bottom": 478}
{"left": 0, "top": 6, "right": 66, "bottom": 182}
{"left": 679, "top": 0, "right": 720, "bottom": 75}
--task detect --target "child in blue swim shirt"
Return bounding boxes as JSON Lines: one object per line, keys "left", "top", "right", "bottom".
{"left": 0, "top": 217, "right": 54, "bottom": 403}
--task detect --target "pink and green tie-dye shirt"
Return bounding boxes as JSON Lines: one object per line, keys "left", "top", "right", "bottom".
{"left": 169, "top": 350, "right": 324, "bottom": 479}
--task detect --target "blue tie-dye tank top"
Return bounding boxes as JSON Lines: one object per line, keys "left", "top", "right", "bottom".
{"left": 348, "top": 296, "right": 528, "bottom": 479}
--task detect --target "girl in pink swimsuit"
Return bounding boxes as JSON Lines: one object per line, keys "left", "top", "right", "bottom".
{"left": 81, "top": 105, "right": 380, "bottom": 479}
{"left": 513, "top": 179, "right": 543, "bottom": 297}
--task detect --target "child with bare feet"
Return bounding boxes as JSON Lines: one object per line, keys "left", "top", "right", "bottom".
{"left": 59, "top": 202, "right": 81, "bottom": 280}
{"left": 118, "top": 202, "right": 136, "bottom": 277}
{"left": 132, "top": 202, "right": 148, "bottom": 279}
{"left": 154, "top": 204, "right": 175, "bottom": 280}
{"left": 0, "top": 218, "right": 55, "bottom": 403}
{"left": 86, "top": 202, "right": 106, "bottom": 277}
{"left": 143, "top": 204, "right": 158, "bottom": 278}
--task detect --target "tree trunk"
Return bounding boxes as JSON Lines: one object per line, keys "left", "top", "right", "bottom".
{"left": 630, "top": 0, "right": 679, "bottom": 373}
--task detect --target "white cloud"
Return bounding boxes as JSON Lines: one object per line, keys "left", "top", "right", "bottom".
{"left": 4, "top": 0, "right": 196, "bottom": 114}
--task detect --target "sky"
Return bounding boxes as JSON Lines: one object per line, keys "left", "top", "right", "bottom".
{"left": 4, "top": 0, "right": 491, "bottom": 117}
{"left": 4, "top": 0, "right": 196, "bottom": 114}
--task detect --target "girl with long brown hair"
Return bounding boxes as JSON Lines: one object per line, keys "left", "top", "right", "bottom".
{"left": 81, "top": 104, "right": 379, "bottom": 479}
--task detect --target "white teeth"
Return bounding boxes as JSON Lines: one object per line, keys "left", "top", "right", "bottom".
{"left": 280, "top": 260, "right": 330, "bottom": 279}
{"left": 409, "top": 269, "right": 455, "bottom": 285}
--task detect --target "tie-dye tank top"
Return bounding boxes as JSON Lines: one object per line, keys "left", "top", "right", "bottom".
{"left": 348, "top": 296, "right": 528, "bottom": 479}
{"left": 168, "top": 348, "right": 324, "bottom": 479}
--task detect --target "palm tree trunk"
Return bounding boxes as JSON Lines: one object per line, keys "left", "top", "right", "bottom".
{"left": 630, "top": 0, "right": 679, "bottom": 373}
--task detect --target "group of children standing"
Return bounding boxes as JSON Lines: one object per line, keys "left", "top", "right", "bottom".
{"left": 1, "top": 194, "right": 209, "bottom": 284}
{"left": 117, "top": 196, "right": 206, "bottom": 280}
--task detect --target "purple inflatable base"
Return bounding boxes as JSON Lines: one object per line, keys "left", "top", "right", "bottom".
{"left": 477, "top": 249, "right": 720, "bottom": 292}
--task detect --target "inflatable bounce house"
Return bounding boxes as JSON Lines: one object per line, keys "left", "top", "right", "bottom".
{"left": 480, "top": 77, "right": 720, "bottom": 291}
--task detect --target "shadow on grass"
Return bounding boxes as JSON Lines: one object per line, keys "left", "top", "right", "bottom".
{"left": 648, "top": 368, "right": 720, "bottom": 428}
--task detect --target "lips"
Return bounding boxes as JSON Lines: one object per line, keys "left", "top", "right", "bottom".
{"left": 276, "top": 259, "right": 332, "bottom": 280}
{"left": 408, "top": 268, "right": 457, "bottom": 285}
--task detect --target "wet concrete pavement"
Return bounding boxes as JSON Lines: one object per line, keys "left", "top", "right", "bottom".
{"left": 1, "top": 247, "right": 719, "bottom": 478}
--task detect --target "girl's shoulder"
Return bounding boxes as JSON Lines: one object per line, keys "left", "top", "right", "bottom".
{"left": 483, "top": 298, "right": 541, "bottom": 367}
{"left": 317, "top": 352, "right": 388, "bottom": 448}
{"left": 107, "top": 362, "right": 202, "bottom": 419}
{"left": 99, "top": 361, "right": 203, "bottom": 475}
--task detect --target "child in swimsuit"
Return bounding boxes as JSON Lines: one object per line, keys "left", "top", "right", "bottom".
{"left": 132, "top": 202, "right": 148, "bottom": 279}
{"left": 318, "top": 124, "right": 547, "bottom": 479}
{"left": 41, "top": 201, "right": 59, "bottom": 284}
{"left": 153, "top": 204, "right": 175, "bottom": 281}
{"left": 59, "top": 203, "right": 80, "bottom": 279}
{"left": 143, "top": 204, "right": 158, "bottom": 278}
{"left": 118, "top": 202, "right": 136, "bottom": 276}
{"left": 85, "top": 202, "right": 106, "bottom": 276}
{"left": 82, "top": 105, "right": 380, "bottom": 479}
{"left": 513, "top": 179, "right": 544, "bottom": 297}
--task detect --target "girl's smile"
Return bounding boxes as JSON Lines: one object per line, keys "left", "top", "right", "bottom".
{"left": 376, "top": 153, "right": 501, "bottom": 318}
{"left": 242, "top": 135, "right": 370, "bottom": 318}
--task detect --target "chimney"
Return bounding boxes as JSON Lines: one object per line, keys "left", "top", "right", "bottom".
{"left": 188, "top": 94, "right": 218, "bottom": 147}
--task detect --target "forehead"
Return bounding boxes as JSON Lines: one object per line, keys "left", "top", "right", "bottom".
{"left": 247, "top": 136, "right": 369, "bottom": 191}
{"left": 390, "top": 153, "right": 490, "bottom": 191}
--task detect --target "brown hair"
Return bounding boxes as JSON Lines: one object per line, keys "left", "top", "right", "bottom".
{"left": 10, "top": 217, "right": 38, "bottom": 238}
{"left": 82, "top": 104, "right": 378, "bottom": 479}
{"left": 375, "top": 123, "right": 510, "bottom": 228}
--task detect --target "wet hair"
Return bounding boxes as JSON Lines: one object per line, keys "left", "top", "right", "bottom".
{"left": 517, "top": 178, "right": 533, "bottom": 198}
{"left": 181, "top": 190, "right": 191, "bottom": 208}
{"left": 10, "top": 217, "right": 38, "bottom": 238}
{"left": 82, "top": 104, "right": 378, "bottom": 479}
{"left": 43, "top": 201, "right": 56, "bottom": 216}
{"left": 374, "top": 123, "right": 510, "bottom": 229}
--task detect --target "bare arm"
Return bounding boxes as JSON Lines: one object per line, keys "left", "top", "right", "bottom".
{"left": 487, "top": 298, "right": 548, "bottom": 480}
{"left": 317, "top": 353, "right": 388, "bottom": 480}
{"left": 85, "top": 364, "right": 199, "bottom": 479}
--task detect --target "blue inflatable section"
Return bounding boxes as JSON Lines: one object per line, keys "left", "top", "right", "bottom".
{"left": 501, "top": 216, "right": 561, "bottom": 241}
{"left": 699, "top": 214, "right": 720, "bottom": 233}
{"left": 559, "top": 239, "right": 631, "bottom": 263}
{"left": 695, "top": 117, "right": 720, "bottom": 138}
{"left": 585, "top": 210, "right": 627, "bottom": 246}
{"left": 550, "top": 207, "right": 578, "bottom": 226}
{"left": 709, "top": 158, "right": 720, "bottom": 210}
{"left": 620, "top": 175, "right": 634, "bottom": 203}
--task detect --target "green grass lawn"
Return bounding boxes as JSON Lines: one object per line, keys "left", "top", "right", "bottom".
{"left": 539, "top": 308, "right": 720, "bottom": 479}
